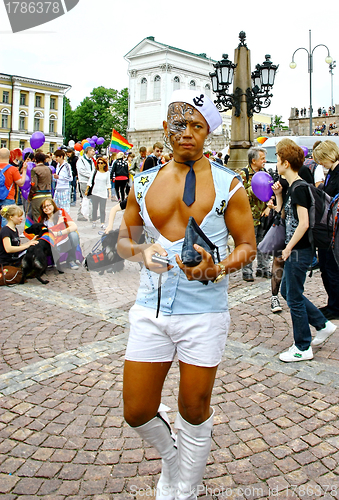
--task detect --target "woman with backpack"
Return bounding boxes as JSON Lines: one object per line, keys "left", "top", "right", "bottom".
{"left": 313, "top": 140, "right": 339, "bottom": 321}
{"left": 110, "top": 152, "right": 129, "bottom": 202}
{"left": 272, "top": 142, "right": 336, "bottom": 362}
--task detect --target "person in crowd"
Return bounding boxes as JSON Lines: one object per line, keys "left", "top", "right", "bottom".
{"left": 117, "top": 89, "right": 256, "bottom": 499}
{"left": 77, "top": 146, "right": 95, "bottom": 221}
{"left": 28, "top": 152, "right": 53, "bottom": 222}
{"left": 39, "top": 199, "right": 80, "bottom": 270}
{"left": 110, "top": 152, "right": 129, "bottom": 202}
{"left": 142, "top": 142, "right": 164, "bottom": 172}
{"left": 313, "top": 140, "right": 339, "bottom": 321}
{"left": 215, "top": 152, "right": 223, "bottom": 165}
{"left": 104, "top": 198, "right": 127, "bottom": 234}
{"left": 53, "top": 150, "right": 72, "bottom": 214}
{"left": 0, "top": 204, "right": 38, "bottom": 266}
{"left": 0, "top": 148, "right": 29, "bottom": 227}
{"left": 66, "top": 149, "right": 79, "bottom": 206}
{"left": 130, "top": 146, "right": 147, "bottom": 179}
{"left": 86, "top": 157, "right": 111, "bottom": 229}
{"left": 240, "top": 146, "right": 271, "bottom": 281}
{"left": 9, "top": 149, "right": 23, "bottom": 206}
{"left": 272, "top": 142, "right": 336, "bottom": 362}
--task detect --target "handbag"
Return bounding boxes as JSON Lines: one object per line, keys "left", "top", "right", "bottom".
{"left": 181, "top": 216, "right": 221, "bottom": 267}
{"left": 0, "top": 264, "right": 23, "bottom": 286}
{"left": 257, "top": 213, "right": 286, "bottom": 256}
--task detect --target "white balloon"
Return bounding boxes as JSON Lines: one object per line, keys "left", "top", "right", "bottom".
{"left": 68, "top": 140, "right": 75, "bottom": 147}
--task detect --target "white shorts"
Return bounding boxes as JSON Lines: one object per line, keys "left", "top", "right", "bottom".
{"left": 125, "top": 304, "right": 230, "bottom": 367}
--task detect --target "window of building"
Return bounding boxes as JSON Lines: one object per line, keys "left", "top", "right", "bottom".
{"left": 173, "top": 76, "right": 180, "bottom": 91}
{"left": 34, "top": 117, "right": 40, "bottom": 131}
{"left": 49, "top": 143, "right": 55, "bottom": 153}
{"left": 50, "top": 97, "right": 56, "bottom": 109}
{"left": 35, "top": 95, "right": 42, "bottom": 108}
{"left": 1, "top": 111, "right": 9, "bottom": 128}
{"left": 190, "top": 80, "right": 196, "bottom": 89}
{"left": 49, "top": 116, "right": 56, "bottom": 133}
{"left": 153, "top": 75, "right": 161, "bottom": 100}
{"left": 20, "top": 140, "right": 25, "bottom": 150}
{"left": 20, "top": 93, "right": 26, "bottom": 105}
{"left": 140, "top": 78, "right": 147, "bottom": 101}
{"left": 19, "top": 115, "right": 26, "bottom": 130}
{"left": 1, "top": 139, "right": 7, "bottom": 148}
{"left": 205, "top": 84, "right": 211, "bottom": 98}
{"left": 3, "top": 91, "right": 9, "bottom": 104}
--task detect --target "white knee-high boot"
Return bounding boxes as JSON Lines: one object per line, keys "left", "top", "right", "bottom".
{"left": 174, "top": 409, "right": 215, "bottom": 500}
{"left": 131, "top": 407, "right": 179, "bottom": 500}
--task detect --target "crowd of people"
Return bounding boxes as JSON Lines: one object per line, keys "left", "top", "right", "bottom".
{"left": 0, "top": 88, "right": 339, "bottom": 499}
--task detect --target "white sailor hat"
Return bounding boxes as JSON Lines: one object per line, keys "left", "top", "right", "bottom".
{"left": 168, "top": 89, "right": 222, "bottom": 133}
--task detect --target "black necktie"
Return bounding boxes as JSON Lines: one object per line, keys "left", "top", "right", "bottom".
{"left": 182, "top": 161, "right": 196, "bottom": 207}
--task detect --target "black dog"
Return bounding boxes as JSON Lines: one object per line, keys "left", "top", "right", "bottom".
{"left": 21, "top": 223, "right": 63, "bottom": 284}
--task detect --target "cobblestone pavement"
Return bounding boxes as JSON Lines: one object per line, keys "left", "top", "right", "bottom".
{"left": 0, "top": 200, "right": 339, "bottom": 499}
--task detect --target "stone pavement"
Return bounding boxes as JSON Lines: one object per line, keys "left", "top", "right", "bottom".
{"left": 0, "top": 200, "right": 339, "bottom": 499}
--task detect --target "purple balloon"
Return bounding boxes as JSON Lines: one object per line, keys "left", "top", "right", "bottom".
{"left": 49, "top": 165, "right": 56, "bottom": 174}
{"left": 96, "top": 137, "right": 105, "bottom": 145}
{"left": 30, "top": 131, "right": 45, "bottom": 149}
{"left": 251, "top": 171, "right": 274, "bottom": 202}
{"left": 20, "top": 161, "right": 35, "bottom": 200}
{"left": 301, "top": 146, "right": 308, "bottom": 156}
{"left": 22, "top": 147, "right": 34, "bottom": 159}
{"left": 92, "top": 135, "right": 98, "bottom": 143}
{"left": 89, "top": 140, "right": 95, "bottom": 147}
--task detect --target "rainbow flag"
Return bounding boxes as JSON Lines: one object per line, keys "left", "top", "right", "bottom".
{"left": 110, "top": 129, "right": 133, "bottom": 153}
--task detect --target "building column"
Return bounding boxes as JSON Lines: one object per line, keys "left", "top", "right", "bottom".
{"left": 44, "top": 92, "right": 51, "bottom": 134}
{"left": 57, "top": 95, "right": 64, "bottom": 136}
{"left": 28, "top": 90, "right": 35, "bottom": 133}
{"left": 12, "top": 86, "right": 20, "bottom": 131}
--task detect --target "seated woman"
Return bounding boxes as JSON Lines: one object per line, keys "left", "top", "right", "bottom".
{"left": 38, "top": 199, "right": 81, "bottom": 270}
{"left": 0, "top": 205, "right": 38, "bottom": 267}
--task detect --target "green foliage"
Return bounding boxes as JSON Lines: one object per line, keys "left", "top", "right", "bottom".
{"left": 66, "top": 86, "right": 129, "bottom": 147}
{"left": 63, "top": 97, "right": 76, "bottom": 145}
{"left": 272, "top": 115, "right": 285, "bottom": 128}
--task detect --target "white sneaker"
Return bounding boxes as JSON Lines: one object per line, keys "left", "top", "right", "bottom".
{"left": 101, "top": 223, "right": 106, "bottom": 229}
{"left": 279, "top": 344, "right": 313, "bottom": 362}
{"left": 311, "top": 321, "right": 337, "bottom": 346}
{"left": 271, "top": 295, "right": 282, "bottom": 313}
{"left": 92, "top": 222, "right": 96, "bottom": 228}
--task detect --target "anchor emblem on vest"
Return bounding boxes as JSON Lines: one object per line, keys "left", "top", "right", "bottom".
{"left": 193, "top": 94, "right": 204, "bottom": 107}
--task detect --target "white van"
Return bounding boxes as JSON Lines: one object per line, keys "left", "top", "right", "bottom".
{"left": 262, "top": 135, "right": 339, "bottom": 169}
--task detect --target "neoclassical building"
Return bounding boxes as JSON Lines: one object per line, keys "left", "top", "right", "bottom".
{"left": 124, "top": 36, "right": 227, "bottom": 151}
{"left": 124, "top": 37, "right": 273, "bottom": 153}
{"left": 0, "top": 73, "right": 71, "bottom": 153}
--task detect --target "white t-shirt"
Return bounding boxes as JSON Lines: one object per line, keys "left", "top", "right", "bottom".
{"left": 89, "top": 170, "right": 110, "bottom": 199}
{"left": 314, "top": 164, "right": 325, "bottom": 185}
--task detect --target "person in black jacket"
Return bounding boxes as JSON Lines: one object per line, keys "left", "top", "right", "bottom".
{"left": 142, "top": 142, "right": 163, "bottom": 172}
{"left": 313, "top": 140, "right": 339, "bottom": 320}
{"left": 110, "top": 152, "right": 129, "bottom": 201}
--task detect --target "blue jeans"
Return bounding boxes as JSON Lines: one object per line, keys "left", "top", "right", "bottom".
{"left": 0, "top": 198, "right": 15, "bottom": 227}
{"left": 281, "top": 247, "right": 327, "bottom": 351}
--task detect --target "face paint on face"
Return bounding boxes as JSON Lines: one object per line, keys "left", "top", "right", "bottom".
{"left": 167, "top": 102, "right": 195, "bottom": 143}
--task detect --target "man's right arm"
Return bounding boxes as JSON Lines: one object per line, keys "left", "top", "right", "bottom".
{"left": 14, "top": 163, "right": 27, "bottom": 187}
{"left": 77, "top": 158, "right": 90, "bottom": 180}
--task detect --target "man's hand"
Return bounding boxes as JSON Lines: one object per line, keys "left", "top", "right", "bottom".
{"left": 175, "top": 244, "right": 219, "bottom": 282}
{"left": 143, "top": 244, "right": 172, "bottom": 274}
{"left": 272, "top": 181, "right": 283, "bottom": 196}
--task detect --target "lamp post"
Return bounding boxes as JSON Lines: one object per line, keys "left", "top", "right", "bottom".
{"left": 329, "top": 60, "right": 336, "bottom": 108}
{"left": 289, "top": 29, "right": 333, "bottom": 135}
{"left": 210, "top": 32, "right": 278, "bottom": 170}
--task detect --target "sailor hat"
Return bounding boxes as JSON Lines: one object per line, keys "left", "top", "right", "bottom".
{"left": 168, "top": 90, "right": 222, "bottom": 133}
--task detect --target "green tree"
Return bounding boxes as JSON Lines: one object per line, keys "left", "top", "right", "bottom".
{"left": 63, "top": 97, "right": 76, "bottom": 145}
{"left": 70, "top": 86, "right": 129, "bottom": 146}
{"left": 272, "top": 115, "right": 285, "bottom": 129}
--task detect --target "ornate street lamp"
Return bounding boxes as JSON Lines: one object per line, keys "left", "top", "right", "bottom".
{"left": 289, "top": 29, "right": 333, "bottom": 135}
{"left": 210, "top": 34, "right": 278, "bottom": 118}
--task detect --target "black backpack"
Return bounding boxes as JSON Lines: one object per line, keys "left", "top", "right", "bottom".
{"left": 289, "top": 180, "right": 334, "bottom": 250}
